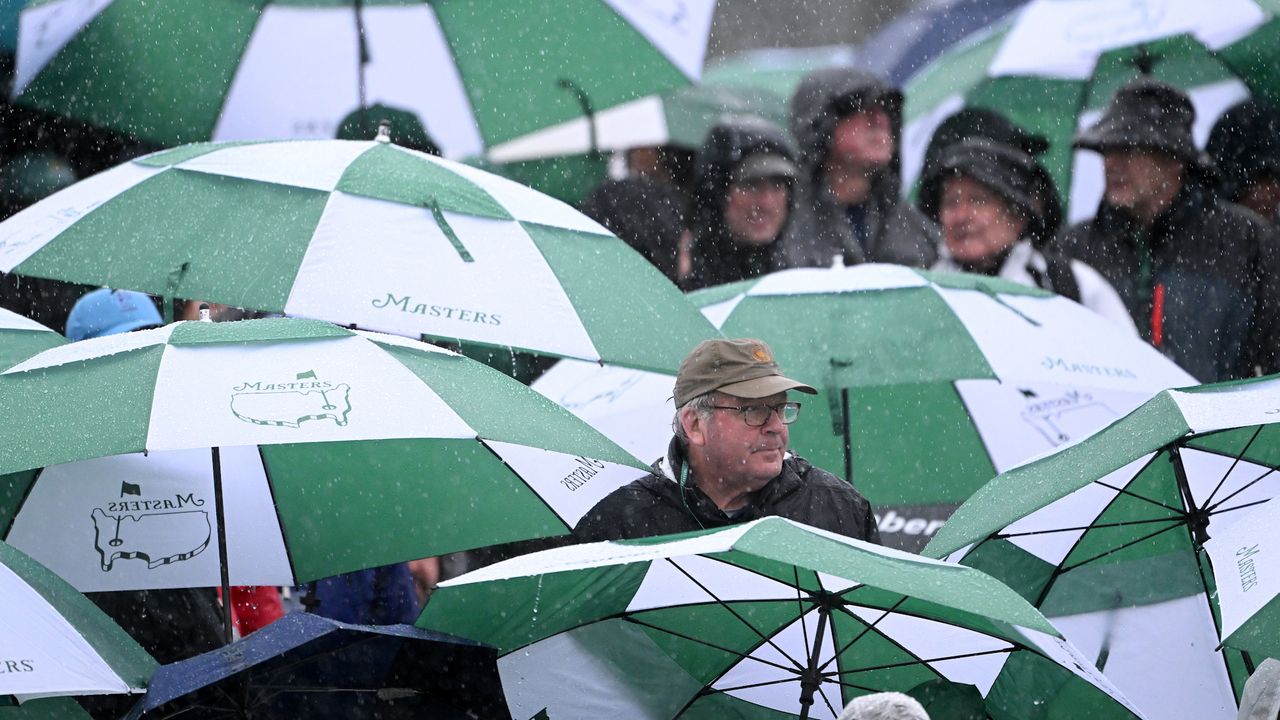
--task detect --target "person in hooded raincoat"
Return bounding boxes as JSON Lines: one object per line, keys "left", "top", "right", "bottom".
{"left": 684, "top": 115, "right": 800, "bottom": 290}
{"left": 778, "top": 68, "right": 940, "bottom": 269}
{"left": 1056, "top": 76, "right": 1280, "bottom": 382}
{"left": 1207, "top": 98, "right": 1280, "bottom": 223}
{"left": 920, "top": 137, "right": 1135, "bottom": 331}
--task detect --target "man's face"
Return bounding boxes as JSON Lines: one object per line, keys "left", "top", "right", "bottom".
{"left": 687, "top": 391, "right": 789, "bottom": 486}
{"left": 724, "top": 178, "right": 790, "bottom": 246}
{"left": 938, "top": 175, "right": 1027, "bottom": 266}
{"left": 1102, "top": 148, "right": 1185, "bottom": 211}
{"left": 828, "top": 106, "right": 894, "bottom": 170}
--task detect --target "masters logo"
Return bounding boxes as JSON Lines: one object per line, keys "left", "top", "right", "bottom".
{"left": 232, "top": 370, "right": 352, "bottom": 428}
{"left": 91, "top": 481, "right": 211, "bottom": 572}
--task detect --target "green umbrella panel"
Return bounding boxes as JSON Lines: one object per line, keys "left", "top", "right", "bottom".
{"left": 12, "top": 0, "right": 717, "bottom": 158}
{"left": 924, "top": 375, "right": 1280, "bottom": 719}
{"left": 0, "top": 307, "right": 63, "bottom": 369}
{"left": 419, "top": 517, "right": 1145, "bottom": 720}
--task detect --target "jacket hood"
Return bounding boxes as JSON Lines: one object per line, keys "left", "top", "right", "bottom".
{"left": 919, "top": 137, "right": 1053, "bottom": 244}
{"left": 1207, "top": 98, "right": 1280, "bottom": 203}
{"left": 788, "top": 67, "right": 904, "bottom": 182}
{"left": 692, "top": 114, "right": 799, "bottom": 226}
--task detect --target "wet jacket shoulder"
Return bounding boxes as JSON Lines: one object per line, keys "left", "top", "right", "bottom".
{"left": 685, "top": 115, "right": 797, "bottom": 290}
{"left": 1056, "top": 180, "right": 1280, "bottom": 381}
{"left": 573, "top": 440, "right": 880, "bottom": 544}
{"left": 779, "top": 68, "right": 939, "bottom": 269}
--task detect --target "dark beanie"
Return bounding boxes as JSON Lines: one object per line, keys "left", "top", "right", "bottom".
{"left": 1207, "top": 98, "right": 1280, "bottom": 202}
{"left": 1074, "top": 77, "right": 1199, "bottom": 165}
{"left": 919, "top": 137, "right": 1045, "bottom": 237}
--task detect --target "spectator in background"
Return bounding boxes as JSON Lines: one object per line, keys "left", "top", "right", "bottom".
{"left": 579, "top": 175, "right": 688, "bottom": 285}
{"left": 839, "top": 692, "right": 931, "bottom": 720}
{"left": 919, "top": 137, "right": 1135, "bottom": 331}
{"left": 1057, "top": 77, "right": 1280, "bottom": 381}
{"left": 1207, "top": 98, "right": 1280, "bottom": 222}
{"left": 684, "top": 115, "right": 799, "bottom": 290}
{"left": 780, "top": 68, "right": 939, "bottom": 268}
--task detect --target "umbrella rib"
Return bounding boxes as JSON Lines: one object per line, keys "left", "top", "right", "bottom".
{"left": 791, "top": 565, "right": 817, "bottom": 672}
{"left": 994, "top": 514, "right": 1185, "bottom": 539}
{"left": 1206, "top": 467, "right": 1276, "bottom": 516}
{"left": 817, "top": 596, "right": 910, "bottom": 674}
{"left": 1199, "top": 425, "right": 1264, "bottom": 508}
{"left": 624, "top": 616, "right": 800, "bottom": 674}
{"left": 1093, "top": 478, "right": 1187, "bottom": 515}
{"left": 1056, "top": 517, "right": 1191, "bottom": 575}
{"left": 667, "top": 558, "right": 809, "bottom": 671}
{"left": 830, "top": 646, "right": 1015, "bottom": 679}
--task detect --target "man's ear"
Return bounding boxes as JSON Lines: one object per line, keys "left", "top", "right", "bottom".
{"left": 680, "top": 405, "right": 708, "bottom": 448}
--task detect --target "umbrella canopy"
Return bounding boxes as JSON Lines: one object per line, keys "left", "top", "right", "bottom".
{"left": 0, "top": 539, "right": 155, "bottom": 702}
{"left": 925, "top": 375, "right": 1280, "bottom": 719}
{"left": 0, "top": 138, "right": 719, "bottom": 373}
{"left": 11, "top": 0, "right": 716, "bottom": 158}
{"left": 900, "top": 0, "right": 1278, "bottom": 221}
{"left": 1205, "top": 498, "right": 1280, "bottom": 661}
{"left": 534, "top": 264, "right": 1194, "bottom": 551}
{"left": 124, "top": 612, "right": 505, "bottom": 719}
{"left": 0, "top": 698, "right": 91, "bottom": 719}
{"left": 0, "top": 306, "right": 63, "bottom": 368}
{"left": 858, "top": 0, "right": 1030, "bottom": 85}
{"left": 0, "top": 317, "right": 648, "bottom": 592}
{"left": 418, "top": 517, "right": 1145, "bottom": 719}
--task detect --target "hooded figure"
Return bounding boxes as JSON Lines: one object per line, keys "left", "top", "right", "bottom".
{"left": 779, "top": 68, "right": 940, "bottom": 269}
{"left": 684, "top": 115, "right": 799, "bottom": 290}
{"left": 921, "top": 138, "right": 1135, "bottom": 331}
{"left": 1057, "top": 76, "right": 1280, "bottom": 381}
{"left": 1207, "top": 98, "right": 1280, "bottom": 221}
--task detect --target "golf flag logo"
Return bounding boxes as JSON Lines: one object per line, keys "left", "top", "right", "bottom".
{"left": 231, "top": 370, "right": 352, "bottom": 428}
{"left": 91, "top": 482, "right": 213, "bottom": 573}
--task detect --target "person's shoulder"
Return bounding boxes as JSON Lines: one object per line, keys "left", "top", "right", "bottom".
{"left": 785, "top": 456, "right": 862, "bottom": 495}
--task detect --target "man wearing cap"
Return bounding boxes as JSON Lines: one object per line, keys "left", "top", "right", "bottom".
{"left": 1056, "top": 76, "right": 1280, "bottom": 382}
{"left": 573, "top": 338, "right": 880, "bottom": 543}
{"left": 682, "top": 116, "right": 800, "bottom": 290}
{"left": 779, "top": 68, "right": 939, "bottom": 269}
{"left": 920, "top": 137, "right": 1134, "bottom": 331}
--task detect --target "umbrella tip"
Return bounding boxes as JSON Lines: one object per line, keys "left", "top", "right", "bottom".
{"left": 199, "top": 303, "right": 211, "bottom": 322}
{"left": 376, "top": 121, "right": 392, "bottom": 144}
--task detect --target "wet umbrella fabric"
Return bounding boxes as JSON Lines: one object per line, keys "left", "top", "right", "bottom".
{"left": 0, "top": 138, "right": 718, "bottom": 373}
{"left": 0, "top": 539, "right": 154, "bottom": 702}
{"left": 534, "top": 264, "right": 1193, "bottom": 551}
{"left": 900, "top": 0, "right": 1279, "bottom": 221}
{"left": 1204, "top": 498, "right": 1280, "bottom": 661}
{"left": 418, "top": 517, "right": 1145, "bottom": 720}
{"left": 0, "top": 318, "right": 648, "bottom": 594}
{"left": 0, "top": 306, "right": 63, "bottom": 368}
{"left": 123, "top": 612, "right": 504, "bottom": 720}
{"left": 11, "top": 0, "right": 716, "bottom": 159}
{"left": 0, "top": 698, "right": 92, "bottom": 719}
{"left": 857, "top": 0, "right": 1029, "bottom": 85}
{"left": 925, "top": 376, "right": 1280, "bottom": 719}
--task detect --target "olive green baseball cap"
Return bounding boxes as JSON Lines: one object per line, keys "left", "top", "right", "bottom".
{"left": 673, "top": 338, "right": 816, "bottom": 407}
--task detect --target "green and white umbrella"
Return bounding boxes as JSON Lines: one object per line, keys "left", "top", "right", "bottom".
{"left": 0, "top": 307, "right": 63, "bottom": 368}
{"left": 0, "top": 138, "right": 719, "bottom": 373}
{"left": 925, "top": 375, "right": 1280, "bottom": 719}
{"left": 0, "top": 539, "right": 154, "bottom": 702}
{"left": 535, "top": 264, "right": 1194, "bottom": 551}
{"left": 419, "top": 517, "right": 1145, "bottom": 720}
{"left": 0, "top": 698, "right": 92, "bottom": 719}
{"left": 0, "top": 317, "right": 647, "bottom": 599}
{"left": 901, "top": 0, "right": 1279, "bottom": 222}
{"left": 12, "top": 0, "right": 716, "bottom": 158}
{"left": 1205, "top": 498, "right": 1280, "bottom": 661}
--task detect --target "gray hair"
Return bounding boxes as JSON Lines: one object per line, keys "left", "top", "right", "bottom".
{"left": 672, "top": 392, "right": 717, "bottom": 444}
{"left": 838, "top": 692, "right": 930, "bottom": 720}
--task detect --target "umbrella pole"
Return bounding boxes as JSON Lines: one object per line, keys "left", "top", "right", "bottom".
{"left": 211, "top": 446, "right": 234, "bottom": 645}
{"left": 354, "top": 0, "right": 369, "bottom": 111}
{"left": 841, "top": 388, "right": 853, "bottom": 484}
{"left": 796, "top": 605, "right": 831, "bottom": 720}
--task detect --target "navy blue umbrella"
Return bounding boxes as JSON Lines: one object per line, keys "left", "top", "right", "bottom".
{"left": 859, "top": 0, "right": 1029, "bottom": 84}
{"left": 124, "top": 612, "right": 505, "bottom": 720}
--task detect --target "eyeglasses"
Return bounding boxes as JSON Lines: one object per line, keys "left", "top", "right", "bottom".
{"left": 710, "top": 401, "right": 801, "bottom": 427}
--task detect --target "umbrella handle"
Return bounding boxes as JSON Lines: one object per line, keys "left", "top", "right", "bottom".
{"left": 211, "top": 446, "right": 233, "bottom": 645}
{"left": 557, "top": 78, "right": 597, "bottom": 153}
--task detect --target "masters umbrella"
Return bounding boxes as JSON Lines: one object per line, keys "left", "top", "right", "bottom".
{"left": 123, "top": 612, "right": 505, "bottom": 719}
{"left": 0, "top": 306, "right": 63, "bottom": 368}
{"left": 534, "top": 264, "right": 1194, "bottom": 551}
{"left": 1204, "top": 497, "right": 1280, "bottom": 662}
{"left": 899, "top": 0, "right": 1279, "bottom": 221}
{"left": 418, "top": 517, "right": 1145, "bottom": 720}
{"left": 924, "top": 375, "right": 1280, "bottom": 719}
{"left": 0, "top": 137, "right": 719, "bottom": 373}
{"left": 0, "top": 538, "right": 154, "bottom": 703}
{"left": 11, "top": 0, "right": 717, "bottom": 159}
{"left": 0, "top": 317, "right": 649, "bottom": 641}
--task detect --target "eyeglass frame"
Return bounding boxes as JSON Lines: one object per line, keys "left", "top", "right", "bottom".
{"left": 708, "top": 401, "right": 802, "bottom": 427}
